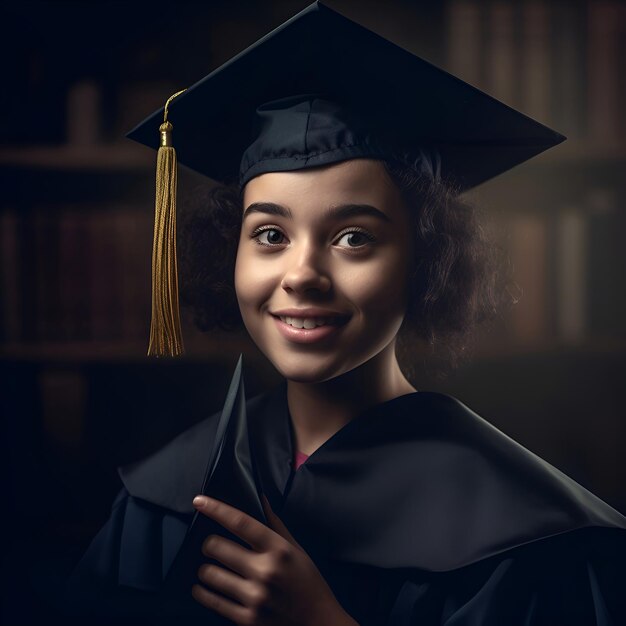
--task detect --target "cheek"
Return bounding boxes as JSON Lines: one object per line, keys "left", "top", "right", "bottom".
{"left": 234, "top": 246, "right": 273, "bottom": 315}
{"left": 234, "top": 247, "right": 254, "bottom": 311}
{"left": 340, "top": 251, "right": 410, "bottom": 318}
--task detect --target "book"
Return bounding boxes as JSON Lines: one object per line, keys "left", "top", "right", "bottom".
{"left": 0, "top": 207, "right": 20, "bottom": 344}
{"left": 555, "top": 207, "right": 587, "bottom": 343}
{"left": 111, "top": 205, "right": 152, "bottom": 341}
{"left": 508, "top": 212, "right": 549, "bottom": 345}
{"left": 66, "top": 79, "right": 101, "bottom": 146}
{"left": 27, "top": 206, "right": 61, "bottom": 342}
{"left": 587, "top": 1, "right": 622, "bottom": 148}
{"left": 586, "top": 187, "right": 625, "bottom": 340}
{"left": 88, "top": 207, "right": 122, "bottom": 341}
{"left": 551, "top": 1, "right": 586, "bottom": 141}
{"left": 445, "top": 0, "right": 483, "bottom": 89}
{"left": 520, "top": 0, "right": 551, "bottom": 125}
{"left": 58, "top": 205, "right": 92, "bottom": 341}
{"left": 486, "top": 1, "right": 516, "bottom": 106}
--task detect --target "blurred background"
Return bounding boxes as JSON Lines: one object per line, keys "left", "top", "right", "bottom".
{"left": 1, "top": 0, "right": 625, "bottom": 623}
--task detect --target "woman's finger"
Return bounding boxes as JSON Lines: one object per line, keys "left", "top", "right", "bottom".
{"left": 191, "top": 583, "right": 254, "bottom": 625}
{"left": 197, "top": 562, "right": 264, "bottom": 608}
{"left": 202, "top": 534, "right": 257, "bottom": 579}
{"left": 193, "top": 495, "right": 275, "bottom": 553}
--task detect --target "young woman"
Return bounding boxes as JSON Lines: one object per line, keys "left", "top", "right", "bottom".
{"left": 64, "top": 3, "right": 626, "bottom": 625}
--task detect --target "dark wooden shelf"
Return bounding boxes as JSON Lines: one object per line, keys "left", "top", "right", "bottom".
{"left": 2, "top": 139, "right": 624, "bottom": 212}
{"left": 1, "top": 335, "right": 624, "bottom": 364}
{"left": 0, "top": 334, "right": 257, "bottom": 363}
{"left": 1, "top": 139, "right": 625, "bottom": 172}
{"left": 0, "top": 142, "right": 152, "bottom": 171}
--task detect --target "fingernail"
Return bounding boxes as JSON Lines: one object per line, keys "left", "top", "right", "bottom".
{"left": 193, "top": 495, "right": 207, "bottom": 507}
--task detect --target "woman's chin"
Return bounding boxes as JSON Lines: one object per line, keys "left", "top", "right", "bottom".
{"left": 271, "top": 357, "right": 346, "bottom": 384}
{"left": 278, "top": 368, "right": 338, "bottom": 385}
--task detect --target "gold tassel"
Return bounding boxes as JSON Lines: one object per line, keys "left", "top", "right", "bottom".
{"left": 147, "top": 88, "right": 187, "bottom": 357}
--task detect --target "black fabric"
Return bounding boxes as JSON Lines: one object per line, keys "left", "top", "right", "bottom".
{"left": 237, "top": 94, "right": 442, "bottom": 191}
{"left": 124, "top": 1, "right": 565, "bottom": 193}
{"left": 63, "top": 357, "right": 626, "bottom": 625}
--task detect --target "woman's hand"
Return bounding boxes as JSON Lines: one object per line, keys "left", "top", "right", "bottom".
{"left": 191, "top": 493, "right": 359, "bottom": 626}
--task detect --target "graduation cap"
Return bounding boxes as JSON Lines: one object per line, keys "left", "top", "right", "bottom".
{"left": 125, "top": 0, "right": 566, "bottom": 357}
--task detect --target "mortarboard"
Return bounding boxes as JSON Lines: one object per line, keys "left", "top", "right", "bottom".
{"left": 125, "top": 0, "right": 566, "bottom": 357}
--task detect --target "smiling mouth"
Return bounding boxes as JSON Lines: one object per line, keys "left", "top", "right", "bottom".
{"left": 270, "top": 313, "right": 350, "bottom": 344}
{"left": 274, "top": 315, "right": 346, "bottom": 329}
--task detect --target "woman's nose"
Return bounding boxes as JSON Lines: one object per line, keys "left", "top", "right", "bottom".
{"left": 280, "top": 246, "right": 331, "bottom": 294}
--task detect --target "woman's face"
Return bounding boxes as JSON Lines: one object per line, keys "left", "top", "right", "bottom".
{"left": 235, "top": 158, "right": 414, "bottom": 383}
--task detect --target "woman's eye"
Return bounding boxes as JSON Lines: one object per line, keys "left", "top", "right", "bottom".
{"left": 253, "top": 228, "right": 286, "bottom": 246}
{"left": 335, "top": 230, "right": 374, "bottom": 248}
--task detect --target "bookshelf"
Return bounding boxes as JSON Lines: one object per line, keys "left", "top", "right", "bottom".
{"left": 2, "top": 143, "right": 624, "bottom": 361}
{"left": 444, "top": 0, "right": 626, "bottom": 360}
{"left": 3, "top": 1, "right": 625, "bottom": 365}
{"left": 1, "top": 0, "right": 624, "bottom": 368}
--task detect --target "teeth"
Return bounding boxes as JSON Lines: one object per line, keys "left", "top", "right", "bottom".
{"left": 279, "top": 316, "right": 334, "bottom": 329}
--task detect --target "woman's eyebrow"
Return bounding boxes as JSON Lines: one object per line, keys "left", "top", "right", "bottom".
{"left": 243, "top": 202, "right": 293, "bottom": 220}
{"left": 324, "top": 203, "right": 392, "bottom": 223}
{"left": 243, "top": 202, "right": 391, "bottom": 222}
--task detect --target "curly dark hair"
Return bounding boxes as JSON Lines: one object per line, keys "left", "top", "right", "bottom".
{"left": 178, "top": 159, "right": 514, "bottom": 380}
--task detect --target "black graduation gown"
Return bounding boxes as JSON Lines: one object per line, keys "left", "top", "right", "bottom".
{"left": 63, "top": 357, "right": 626, "bottom": 625}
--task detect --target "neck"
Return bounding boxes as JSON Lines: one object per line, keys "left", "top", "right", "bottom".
{"left": 286, "top": 341, "right": 417, "bottom": 456}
